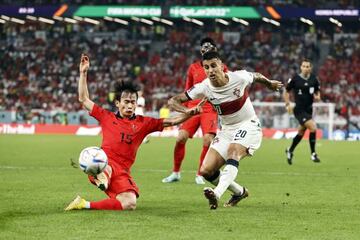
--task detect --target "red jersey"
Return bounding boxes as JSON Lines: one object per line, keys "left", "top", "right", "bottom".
{"left": 185, "top": 61, "right": 228, "bottom": 112}
{"left": 90, "top": 104, "right": 164, "bottom": 171}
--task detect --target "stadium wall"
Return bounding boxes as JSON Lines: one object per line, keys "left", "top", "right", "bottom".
{"left": 0, "top": 123, "right": 323, "bottom": 140}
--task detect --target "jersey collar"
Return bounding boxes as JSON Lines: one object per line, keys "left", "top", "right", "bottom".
{"left": 115, "top": 111, "right": 136, "bottom": 120}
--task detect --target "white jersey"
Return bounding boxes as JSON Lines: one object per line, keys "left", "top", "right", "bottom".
{"left": 186, "top": 70, "right": 257, "bottom": 130}
{"left": 135, "top": 96, "right": 145, "bottom": 115}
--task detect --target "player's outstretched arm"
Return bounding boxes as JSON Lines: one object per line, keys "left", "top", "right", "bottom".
{"left": 78, "top": 54, "right": 94, "bottom": 112}
{"left": 164, "top": 97, "right": 206, "bottom": 127}
{"left": 168, "top": 93, "right": 192, "bottom": 114}
{"left": 253, "top": 72, "right": 283, "bottom": 91}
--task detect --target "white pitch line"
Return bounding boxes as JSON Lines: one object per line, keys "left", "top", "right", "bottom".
{"left": 0, "top": 165, "right": 353, "bottom": 178}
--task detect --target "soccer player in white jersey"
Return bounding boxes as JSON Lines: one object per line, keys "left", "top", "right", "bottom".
{"left": 168, "top": 50, "right": 283, "bottom": 209}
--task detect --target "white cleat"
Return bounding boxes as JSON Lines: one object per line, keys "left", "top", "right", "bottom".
{"left": 162, "top": 172, "right": 181, "bottom": 183}
{"left": 195, "top": 175, "right": 206, "bottom": 185}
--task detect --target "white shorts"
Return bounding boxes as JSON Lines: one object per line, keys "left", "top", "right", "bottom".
{"left": 210, "top": 119, "right": 262, "bottom": 159}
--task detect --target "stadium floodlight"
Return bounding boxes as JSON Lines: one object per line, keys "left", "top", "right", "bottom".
{"left": 84, "top": 17, "right": 100, "bottom": 25}
{"left": 140, "top": 18, "right": 154, "bottom": 25}
{"left": 151, "top": 17, "right": 161, "bottom": 21}
{"left": 26, "top": 15, "right": 37, "bottom": 21}
{"left": 300, "top": 17, "right": 313, "bottom": 26}
{"left": 73, "top": 16, "right": 83, "bottom": 21}
{"left": 131, "top": 17, "right": 140, "bottom": 21}
{"left": 0, "top": 19, "right": 5, "bottom": 24}
{"left": 232, "top": 17, "right": 249, "bottom": 26}
{"left": 104, "top": 16, "right": 113, "bottom": 21}
{"left": 53, "top": 16, "right": 63, "bottom": 21}
{"left": 64, "top": 17, "right": 77, "bottom": 24}
{"left": 38, "top": 17, "right": 55, "bottom": 24}
{"left": 160, "top": 18, "right": 173, "bottom": 26}
{"left": 151, "top": 17, "right": 173, "bottom": 26}
{"left": 10, "top": 17, "right": 25, "bottom": 24}
{"left": 1, "top": 15, "right": 10, "bottom": 21}
{"left": 329, "top": 17, "right": 342, "bottom": 27}
{"left": 262, "top": 17, "right": 280, "bottom": 26}
{"left": 183, "top": 17, "right": 203, "bottom": 26}
{"left": 191, "top": 18, "right": 204, "bottom": 26}
{"left": 114, "top": 18, "right": 129, "bottom": 25}
{"left": 215, "top": 18, "right": 229, "bottom": 25}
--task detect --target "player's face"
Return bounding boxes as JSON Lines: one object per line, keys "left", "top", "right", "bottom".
{"left": 115, "top": 92, "right": 137, "bottom": 118}
{"left": 203, "top": 58, "right": 224, "bottom": 82}
{"left": 300, "top": 61, "right": 312, "bottom": 77}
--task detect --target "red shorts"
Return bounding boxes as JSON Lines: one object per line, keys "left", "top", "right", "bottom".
{"left": 180, "top": 112, "right": 218, "bottom": 138}
{"left": 88, "top": 162, "right": 139, "bottom": 198}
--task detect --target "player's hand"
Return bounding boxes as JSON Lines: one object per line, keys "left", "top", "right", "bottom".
{"left": 268, "top": 80, "right": 283, "bottom": 91}
{"left": 189, "top": 97, "right": 207, "bottom": 115}
{"left": 285, "top": 104, "right": 293, "bottom": 114}
{"left": 79, "top": 54, "right": 90, "bottom": 73}
{"left": 186, "top": 106, "right": 202, "bottom": 116}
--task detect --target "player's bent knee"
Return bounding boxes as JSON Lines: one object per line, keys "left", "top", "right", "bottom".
{"left": 199, "top": 166, "right": 213, "bottom": 178}
{"left": 121, "top": 200, "right": 137, "bottom": 210}
{"left": 202, "top": 134, "right": 214, "bottom": 146}
{"left": 176, "top": 131, "right": 189, "bottom": 143}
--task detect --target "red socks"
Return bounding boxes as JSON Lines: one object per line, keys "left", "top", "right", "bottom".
{"left": 173, "top": 142, "right": 185, "bottom": 172}
{"left": 197, "top": 146, "right": 209, "bottom": 175}
{"left": 90, "top": 198, "right": 123, "bottom": 210}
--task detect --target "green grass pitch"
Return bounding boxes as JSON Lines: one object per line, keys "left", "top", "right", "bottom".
{"left": 0, "top": 135, "right": 359, "bottom": 239}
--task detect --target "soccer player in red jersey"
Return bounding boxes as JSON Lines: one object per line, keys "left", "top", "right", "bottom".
{"left": 65, "top": 54, "right": 203, "bottom": 211}
{"left": 162, "top": 37, "right": 228, "bottom": 184}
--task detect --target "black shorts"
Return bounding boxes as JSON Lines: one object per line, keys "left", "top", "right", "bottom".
{"left": 294, "top": 109, "right": 313, "bottom": 125}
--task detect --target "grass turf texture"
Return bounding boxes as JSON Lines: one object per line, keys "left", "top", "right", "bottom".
{"left": 0, "top": 135, "right": 359, "bottom": 239}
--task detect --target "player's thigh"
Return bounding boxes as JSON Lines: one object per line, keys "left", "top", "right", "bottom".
{"left": 179, "top": 115, "right": 201, "bottom": 138}
{"left": 116, "top": 191, "right": 137, "bottom": 210}
{"left": 230, "top": 119, "right": 262, "bottom": 157}
{"left": 295, "top": 110, "right": 313, "bottom": 126}
{"left": 227, "top": 143, "right": 249, "bottom": 161}
{"left": 304, "top": 119, "right": 317, "bottom": 131}
{"left": 200, "top": 112, "right": 218, "bottom": 136}
{"left": 200, "top": 148, "right": 225, "bottom": 176}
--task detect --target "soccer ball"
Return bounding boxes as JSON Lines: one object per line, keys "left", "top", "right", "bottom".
{"left": 78, "top": 146, "right": 108, "bottom": 176}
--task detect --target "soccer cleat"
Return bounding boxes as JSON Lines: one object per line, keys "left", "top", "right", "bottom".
{"left": 311, "top": 153, "right": 321, "bottom": 163}
{"left": 203, "top": 187, "right": 218, "bottom": 210}
{"left": 286, "top": 147, "right": 294, "bottom": 165}
{"left": 94, "top": 165, "right": 112, "bottom": 191}
{"left": 195, "top": 175, "right": 206, "bottom": 185}
{"left": 64, "top": 196, "right": 86, "bottom": 211}
{"left": 224, "top": 187, "right": 249, "bottom": 207}
{"left": 162, "top": 172, "right": 181, "bottom": 183}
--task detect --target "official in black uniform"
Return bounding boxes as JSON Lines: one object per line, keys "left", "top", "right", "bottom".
{"left": 283, "top": 59, "right": 321, "bottom": 164}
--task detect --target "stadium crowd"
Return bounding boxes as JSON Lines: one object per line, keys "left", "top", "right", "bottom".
{"left": 0, "top": 19, "right": 359, "bottom": 124}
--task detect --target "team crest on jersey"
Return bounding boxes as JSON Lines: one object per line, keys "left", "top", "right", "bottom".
{"left": 233, "top": 88, "right": 241, "bottom": 98}
{"left": 212, "top": 137, "right": 220, "bottom": 144}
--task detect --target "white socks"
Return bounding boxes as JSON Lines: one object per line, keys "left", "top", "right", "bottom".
{"left": 214, "top": 163, "right": 239, "bottom": 199}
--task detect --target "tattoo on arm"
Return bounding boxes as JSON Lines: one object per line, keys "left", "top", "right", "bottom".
{"left": 253, "top": 72, "right": 271, "bottom": 87}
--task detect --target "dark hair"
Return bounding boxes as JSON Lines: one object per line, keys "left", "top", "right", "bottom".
{"left": 202, "top": 50, "right": 221, "bottom": 61}
{"left": 114, "top": 81, "right": 140, "bottom": 101}
{"left": 200, "top": 37, "right": 217, "bottom": 48}
{"left": 301, "top": 58, "right": 312, "bottom": 66}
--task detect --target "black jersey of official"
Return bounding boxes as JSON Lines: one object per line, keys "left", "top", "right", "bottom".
{"left": 286, "top": 73, "right": 320, "bottom": 111}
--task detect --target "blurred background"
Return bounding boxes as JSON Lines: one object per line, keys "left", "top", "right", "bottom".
{"left": 0, "top": 0, "right": 359, "bottom": 140}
